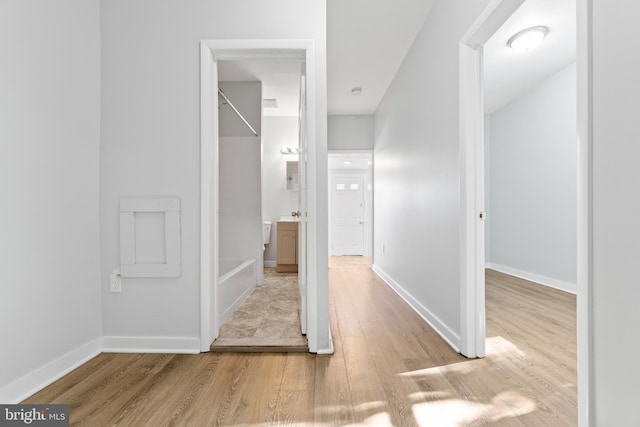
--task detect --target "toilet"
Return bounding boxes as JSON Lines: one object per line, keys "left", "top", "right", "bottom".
{"left": 262, "top": 220, "right": 272, "bottom": 253}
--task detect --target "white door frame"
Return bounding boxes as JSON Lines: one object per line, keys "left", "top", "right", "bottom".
{"left": 199, "top": 39, "right": 324, "bottom": 353}
{"left": 460, "top": 0, "right": 592, "bottom": 424}
{"left": 576, "top": 1, "right": 592, "bottom": 425}
{"left": 298, "top": 67, "right": 308, "bottom": 335}
{"left": 459, "top": 0, "right": 525, "bottom": 359}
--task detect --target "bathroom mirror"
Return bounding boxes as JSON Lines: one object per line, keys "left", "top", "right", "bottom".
{"left": 286, "top": 161, "right": 299, "bottom": 191}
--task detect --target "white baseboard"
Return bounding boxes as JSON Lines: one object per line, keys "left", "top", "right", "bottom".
{"left": 315, "top": 329, "right": 335, "bottom": 355}
{"left": 372, "top": 265, "right": 461, "bottom": 352}
{"left": 485, "top": 263, "right": 577, "bottom": 294}
{"left": 102, "top": 336, "right": 200, "bottom": 354}
{"left": 0, "top": 338, "right": 102, "bottom": 404}
{"left": 264, "top": 260, "right": 277, "bottom": 268}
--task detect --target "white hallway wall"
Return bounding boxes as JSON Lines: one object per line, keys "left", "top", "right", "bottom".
{"left": 0, "top": 0, "right": 102, "bottom": 402}
{"left": 589, "top": 0, "right": 640, "bottom": 424}
{"left": 99, "top": 0, "right": 328, "bottom": 351}
{"left": 328, "top": 115, "right": 374, "bottom": 150}
{"left": 373, "top": 0, "right": 492, "bottom": 349}
{"left": 487, "top": 62, "right": 577, "bottom": 293}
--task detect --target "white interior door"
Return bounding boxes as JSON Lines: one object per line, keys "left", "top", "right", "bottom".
{"left": 331, "top": 176, "right": 365, "bottom": 256}
{"left": 297, "top": 67, "right": 308, "bottom": 335}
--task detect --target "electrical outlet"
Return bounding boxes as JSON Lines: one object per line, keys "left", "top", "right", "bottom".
{"left": 110, "top": 269, "right": 122, "bottom": 293}
{"left": 382, "top": 243, "right": 385, "bottom": 254}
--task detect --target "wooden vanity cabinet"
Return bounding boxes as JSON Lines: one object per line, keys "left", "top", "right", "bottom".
{"left": 276, "top": 221, "right": 298, "bottom": 273}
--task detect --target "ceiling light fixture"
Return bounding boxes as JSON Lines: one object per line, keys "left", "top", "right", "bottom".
{"left": 351, "top": 87, "right": 362, "bottom": 96}
{"left": 343, "top": 160, "right": 352, "bottom": 165}
{"left": 507, "top": 26, "right": 549, "bottom": 52}
{"left": 280, "top": 147, "right": 299, "bottom": 155}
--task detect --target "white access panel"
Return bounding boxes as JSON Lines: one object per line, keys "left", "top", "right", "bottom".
{"left": 119, "top": 197, "right": 181, "bottom": 278}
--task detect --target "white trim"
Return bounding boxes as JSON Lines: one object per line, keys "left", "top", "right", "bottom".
{"left": 373, "top": 265, "right": 461, "bottom": 352}
{"left": 458, "top": 42, "right": 485, "bottom": 359}
{"left": 486, "top": 263, "right": 577, "bottom": 294}
{"left": 102, "top": 336, "right": 200, "bottom": 354}
{"left": 576, "top": 0, "right": 593, "bottom": 424}
{"left": 200, "top": 42, "right": 215, "bottom": 352}
{"left": 0, "top": 338, "right": 101, "bottom": 404}
{"left": 119, "top": 197, "right": 181, "bottom": 278}
{"left": 218, "top": 283, "right": 255, "bottom": 326}
{"left": 264, "top": 260, "right": 277, "bottom": 268}
{"left": 316, "top": 328, "right": 335, "bottom": 355}
{"left": 459, "top": 0, "right": 525, "bottom": 360}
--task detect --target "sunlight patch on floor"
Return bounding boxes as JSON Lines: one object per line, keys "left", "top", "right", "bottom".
{"left": 412, "top": 390, "right": 536, "bottom": 426}
{"left": 398, "top": 336, "right": 536, "bottom": 426}
{"left": 485, "top": 335, "right": 526, "bottom": 358}
{"left": 352, "top": 401, "right": 390, "bottom": 425}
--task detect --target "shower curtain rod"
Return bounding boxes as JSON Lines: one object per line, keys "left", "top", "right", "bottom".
{"left": 218, "top": 88, "right": 258, "bottom": 137}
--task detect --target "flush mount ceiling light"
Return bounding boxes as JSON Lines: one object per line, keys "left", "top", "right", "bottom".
{"left": 351, "top": 87, "right": 362, "bottom": 96}
{"left": 507, "top": 26, "right": 549, "bottom": 52}
{"left": 343, "top": 160, "right": 352, "bottom": 165}
{"left": 280, "top": 147, "right": 299, "bottom": 155}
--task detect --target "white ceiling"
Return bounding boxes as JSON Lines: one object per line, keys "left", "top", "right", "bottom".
{"left": 217, "top": 59, "right": 302, "bottom": 117}
{"left": 484, "top": 0, "right": 576, "bottom": 113}
{"left": 217, "top": 0, "right": 575, "bottom": 119}
{"left": 326, "top": 0, "right": 436, "bottom": 115}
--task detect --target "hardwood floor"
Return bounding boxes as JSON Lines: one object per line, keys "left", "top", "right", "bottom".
{"left": 23, "top": 262, "right": 576, "bottom": 426}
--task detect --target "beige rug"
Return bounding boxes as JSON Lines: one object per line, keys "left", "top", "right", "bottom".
{"left": 210, "top": 268, "right": 308, "bottom": 352}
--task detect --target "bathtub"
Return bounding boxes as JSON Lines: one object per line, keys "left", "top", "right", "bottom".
{"left": 218, "top": 259, "right": 256, "bottom": 326}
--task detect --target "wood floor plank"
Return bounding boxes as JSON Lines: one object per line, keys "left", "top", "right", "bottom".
{"left": 195, "top": 353, "right": 257, "bottom": 426}
{"left": 281, "top": 353, "right": 315, "bottom": 391}
{"left": 99, "top": 354, "right": 219, "bottom": 427}
{"left": 223, "top": 353, "right": 287, "bottom": 425}
{"left": 313, "top": 354, "right": 354, "bottom": 425}
{"left": 273, "top": 390, "right": 314, "bottom": 425}
{"left": 21, "top": 261, "right": 576, "bottom": 426}
{"left": 68, "top": 353, "right": 176, "bottom": 426}
{"left": 358, "top": 322, "right": 421, "bottom": 427}
{"left": 22, "top": 353, "right": 126, "bottom": 404}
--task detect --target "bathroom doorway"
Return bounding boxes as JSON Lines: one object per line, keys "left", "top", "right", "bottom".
{"left": 213, "top": 57, "right": 307, "bottom": 351}
{"left": 199, "top": 40, "right": 325, "bottom": 353}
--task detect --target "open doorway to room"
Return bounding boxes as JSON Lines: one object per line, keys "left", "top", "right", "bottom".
{"left": 328, "top": 152, "right": 373, "bottom": 265}
{"left": 200, "top": 41, "right": 320, "bottom": 353}
{"left": 483, "top": 0, "right": 577, "bottom": 294}
{"left": 461, "top": 0, "right": 578, "bottom": 421}
{"left": 482, "top": 0, "right": 578, "bottom": 417}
